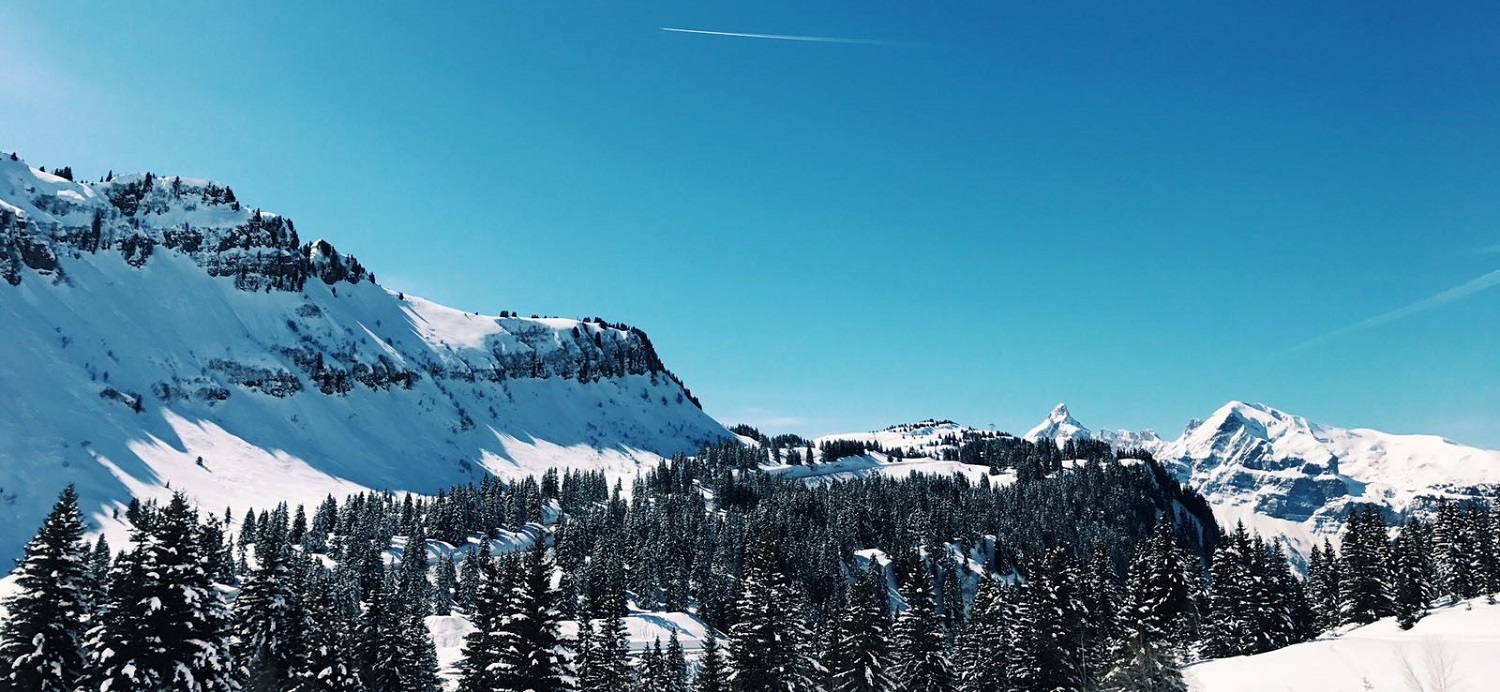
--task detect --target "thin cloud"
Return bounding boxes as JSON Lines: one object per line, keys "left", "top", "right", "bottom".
{"left": 1480, "top": 243, "right": 1500, "bottom": 254}
{"left": 1289, "top": 268, "right": 1500, "bottom": 352}
{"left": 660, "top": 27, "right": 915, "bottom": 47}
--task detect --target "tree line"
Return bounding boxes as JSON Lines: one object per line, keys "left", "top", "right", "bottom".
{"left": 0, "top": 436, "right": 1496, "bottom": 691}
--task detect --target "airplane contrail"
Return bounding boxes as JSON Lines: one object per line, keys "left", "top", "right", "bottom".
{"left": 660, "top": 27, "right": 913, "bottom": 47}
{"left": 1288, "top": 267, "right": 1500, "bottom": 352}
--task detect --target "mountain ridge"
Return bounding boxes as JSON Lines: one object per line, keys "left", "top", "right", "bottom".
{"left": 0, "top": 153, "right": 730, "bottom": 561}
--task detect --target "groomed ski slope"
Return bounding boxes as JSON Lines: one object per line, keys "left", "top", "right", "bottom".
{"left": 1185, "top": 598, "right": 1500, "bottom": 692}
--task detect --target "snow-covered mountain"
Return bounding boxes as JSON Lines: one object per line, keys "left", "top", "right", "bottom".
{"left": 1159, "top": 401, "right": 1500, "bottom": 530}
{"left": 1023, "top": 401, "right": 1500, "bottom": 555}
{"left": 1025, "top": 403, "right": 1165, "bottom": 453}
{"left": 1023, "top": 404, "right": 1091, "bottom": 444}
{"left": 0, "top": 154, "right": 730, "bottom": 561}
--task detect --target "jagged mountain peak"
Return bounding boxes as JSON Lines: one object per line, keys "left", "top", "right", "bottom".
{"left": 1024, "top": 402, "right": 1091, "bottom": 443}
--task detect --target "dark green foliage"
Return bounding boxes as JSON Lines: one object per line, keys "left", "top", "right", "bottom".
{"left": 235, "top": 541, "right": 303, "bottom": 690}
{"left": 83, "top": 493, "right": 238, "bottom": 691}
{"left": 0, "top": 486, "right": 93, "bottom": 692}
{"left": 729, "top": 544, "right": 823, "bottom": 691}
{"left": 830, "top": 564, "right": 895, "bottom": 692}
{"left": 1339, "top": 507, "right": 1393, "bottom": 625}
{"left": 893, "top": 556, "right": 955, "bottom": 692}
{"left": 1390, "top": 518, "right": 1433, "bottom": 630}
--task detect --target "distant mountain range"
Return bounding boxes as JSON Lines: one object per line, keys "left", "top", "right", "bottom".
{"left": 3, "top": 151, "right": 1495, "bottom": 566}
{"left": 1021, "top": 400, "right": 1500, "bottom": 556}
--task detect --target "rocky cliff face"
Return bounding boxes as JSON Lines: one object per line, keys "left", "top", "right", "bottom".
{"left": 0, "top": 154, "right": 728, "bottom": 561}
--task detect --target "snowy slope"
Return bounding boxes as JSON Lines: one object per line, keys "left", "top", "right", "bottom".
{"left": 0, "top": 154, "right": 730, "bottom": 561}
{"left": 769, "top": 452, "right": 1005, "bottom": 486}
{"left": 775, "top": 420, "right": 1016, "bottom": 484}
{"left": 817, "top": 419, "right": 1011, "bottom": 461}
{"left": 1185, "top": 598, "right": 1500, "bottom": 692}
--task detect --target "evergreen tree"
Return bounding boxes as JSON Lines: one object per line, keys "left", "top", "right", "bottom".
{"left": 666, "top": 631, "right": 688, "bottom": 692}
{"left": 1305, "top": 539, "right": 1342, "bottom": 633}
{"left": 1433, "top": 500, "right": 1476, "bottom": 603}
{"left": 577, "top": 603, "right": 632, "bottom": 692}
{"left": 83, "top": 493, "right": 238, "bottom": 691}
{"left": 695, "top": 630, "right": 731, "bottom": 692}
{"left": 356, "top": 576, "right": 441, "bottom": 692}
{"left": 955, "top": 579, "right": 1009, "bottom": 692}
{"left": 236, "top": 541, "right": 302, "bottom": 691}
{"left": 1339, "top": 507, "right": 1392, "bottom": 625}
{"left": 0, "top": 486, "right": 93, "bottom": 692}
{"left": 830, "top": 564, "right": 895, "bottom": 692}
{"left": 1123, "top": 520, "right": 1193, "bottom": 655}
{"left": 1101, "top": 634, "right": 1187, "bottom": 692}
{"left": 1390, "top": 519, "right": 1431, "bottom": 630}
{"left": 434, "top": 554, "right": 458, "bottom": 616}
{"left": 893, "top": 556, "right": 955, "bottom": 692}
{"left": 462, "top": 546, "right": 570, "bottom": 692}
{"left": 728, "top": 545, "right": 822, "bottom": 692}
{"left": 289, "top": 571, "right": 363, "bottom": 692}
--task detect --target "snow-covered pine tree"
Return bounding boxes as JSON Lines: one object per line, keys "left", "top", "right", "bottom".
{"left": 954, "top": 579, "right": 1009, "bottom": 692}
{"left": 398, "top": 526, "right": 433, "bottom": 614}
{"left": 434, "top": 553, "right": 458, "bottom": 616}
{"left": 1101, "top": 633, "right": 1187, "bottom": 692}
{"left": 83, "top": 492, "right": 239, "bottom": 691}
{"left": 578, "top": 595, "right": 632, "bottom": 692}
{"left": 0, "top": 486, "right": 93, "bottom": 692}
{"left": 1476, "top": 507, "right": 1500, "bottom": 602}
{"left": 457, "top": 546, "right": 484, "bottom": 613}
{"left": 893, "top": 554, "right": 956, "bottom": 692}
{"left": 1304, "top": 538, "right": 1342, "bottom": 633}
{"left": 1339, "top": 507, "right": 1392, "bottom": 625}
{"left": 1107, "top": 521, "right": 1196, "bottom": 690}
{"left": 358, "top": 575, "right": 441, "bottom": 692}
{"left": 1008, "top": 548, "right": 1090, "bottom": 692}
{"left": 830, "top": 563, "right": 895, "bottom": 692}
{"left": 235, "top": 540, "right": 304, "bottom": 691}
{"left": 639, "top": 637, "right": 677, "bottom": 691}
{"left": 666, "top": 631, "right": 689, "bottom": 692}
{"left": 1390, "top": 518, "right": 1432, "bottom": 630}
{"left": 457, "top": 553, "right": 511, "bottom": 692}
{"left": 288, "top": 570, "right": 363, "bottom": 692}
{"left": 728, "top": 543, "right": 823, "bottom": 692}
{"left": 1433, "top": 500, "right": 1476, "bottom": 603}
{"left": 487, "top": 546, "right": 571, "bottom": 692}
{"left": 694, "top": 630, "right": 730, "bottom": 692}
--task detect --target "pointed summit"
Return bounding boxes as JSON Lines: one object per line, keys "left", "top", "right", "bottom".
{"left": 1024, "top": 403, "right": 1091, "bottom": 444}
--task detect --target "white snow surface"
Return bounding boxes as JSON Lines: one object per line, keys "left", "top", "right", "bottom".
{"left": 769, "top": 452, "right": 1006, "bottom": 486}
{"left": 1186, "top": 598, "right": 1500, "bottom": 692}
{"left": 0, "top": 154, "right": 730, "bottom": 561}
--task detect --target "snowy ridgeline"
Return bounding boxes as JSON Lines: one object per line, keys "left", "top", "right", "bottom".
{"left": 1185, "top": 598, "right": 1500, "bottom": 692}
{"left": 1017, "top": 401, "right": 1500, "bottom": 562}
{"left": 0, "top": 152, "right": 731, "bottom": 563}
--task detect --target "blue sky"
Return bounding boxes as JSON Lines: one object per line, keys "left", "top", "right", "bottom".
{"left": 3, "top": 2, "right": 1498, "bottom": 445}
